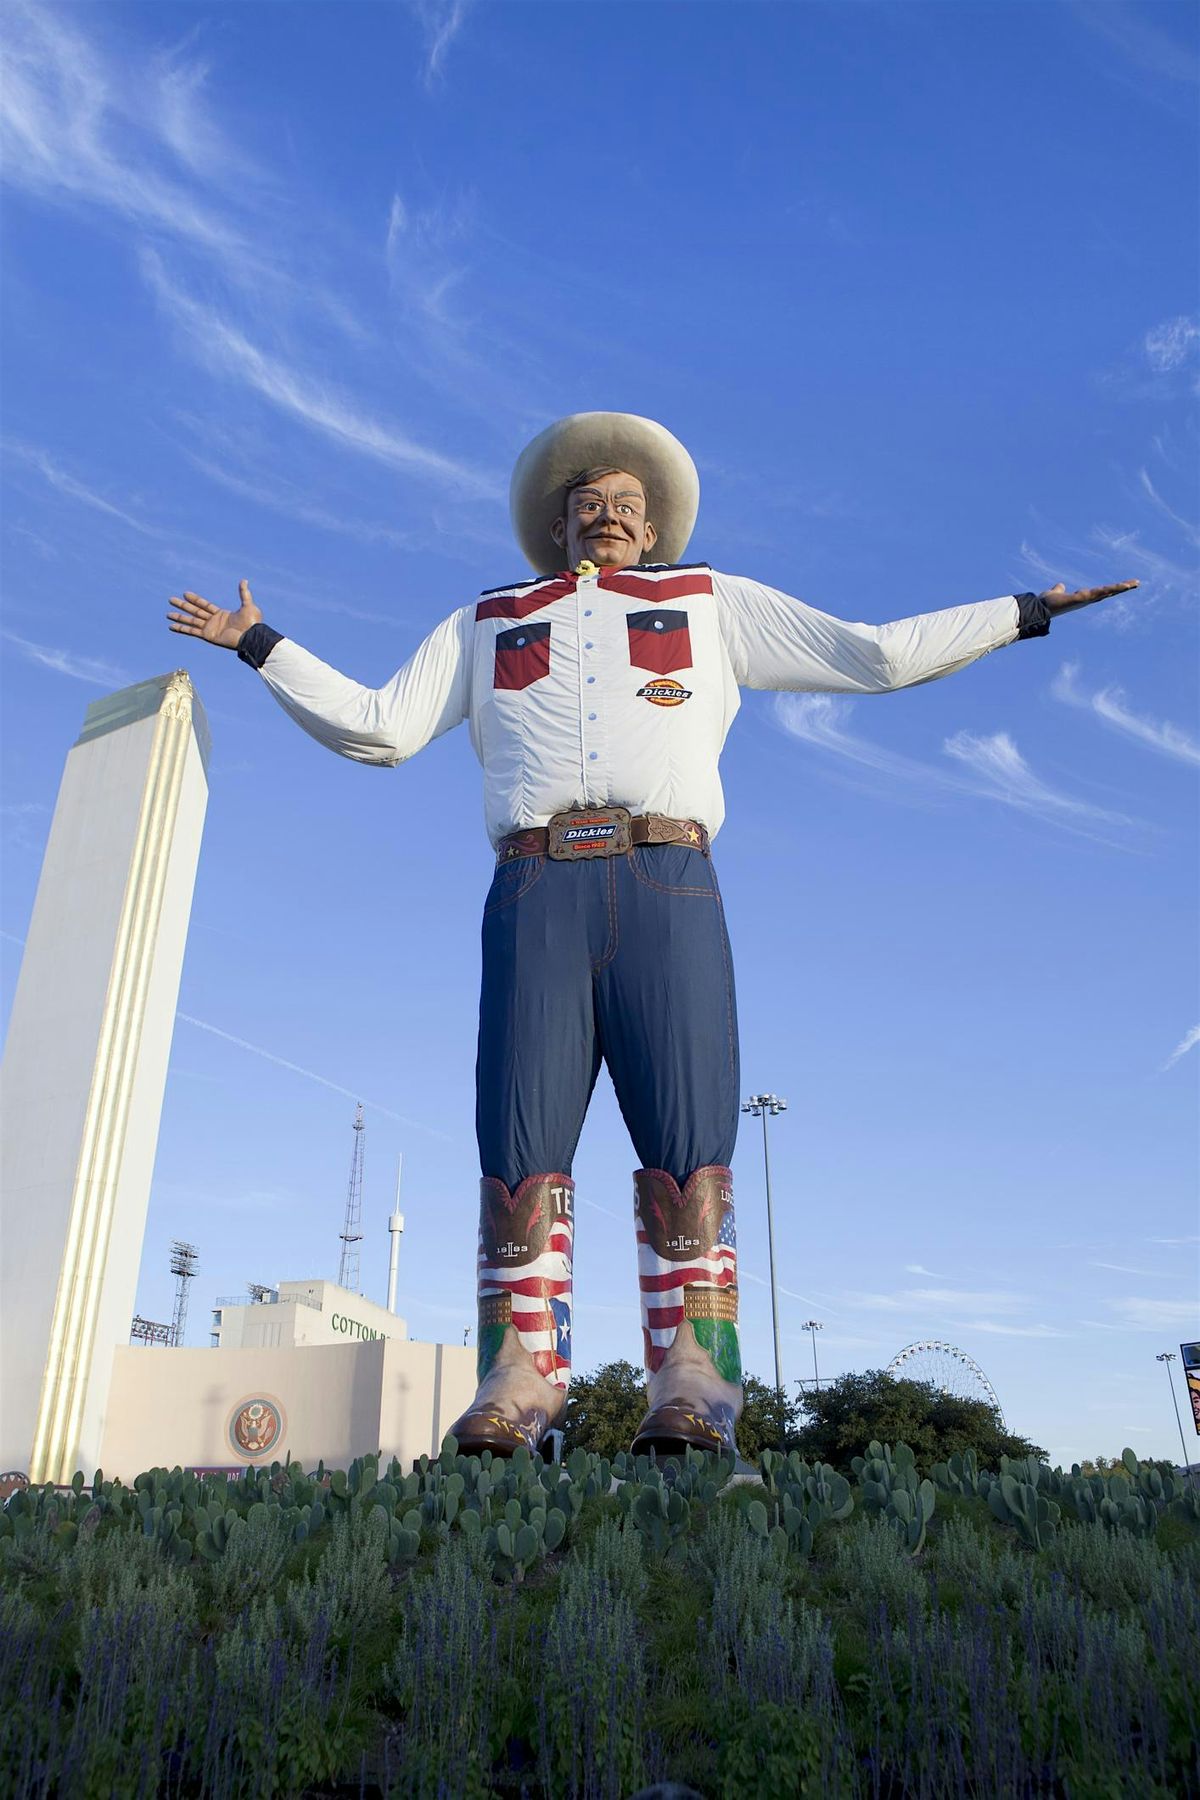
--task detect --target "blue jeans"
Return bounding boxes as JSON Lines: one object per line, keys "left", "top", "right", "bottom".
{"left": 476, "top": 845, "right": 741, "bottom": 1190}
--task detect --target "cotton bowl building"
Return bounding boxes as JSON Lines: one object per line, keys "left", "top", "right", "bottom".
{"left": 105, "top": 1278, "right": 474, "bottom": 1477}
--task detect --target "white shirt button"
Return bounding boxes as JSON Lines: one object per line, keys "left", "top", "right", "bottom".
{"left": 588, "top": 752, "right": 598, "bottom": 761}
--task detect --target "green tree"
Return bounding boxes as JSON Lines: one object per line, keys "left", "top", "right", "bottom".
{"left": 562, "top": 1363, "right": 801, "bottom": 1462}
{"left": 735, "top": 1376, "right": 802, "bottom": 1462}
{"left": 563, "top": 1360, "right": 646, "bottom": 1458}
{"left": 1078, "top": 1453, "right": 1175, "bottom": 1477}
{"left": 795, "top": 1369, "right": 1045, "bottom": 1470}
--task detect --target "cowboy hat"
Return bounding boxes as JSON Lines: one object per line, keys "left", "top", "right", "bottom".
{"left": 510, "top": 412, "right": 700, "bottom": 574}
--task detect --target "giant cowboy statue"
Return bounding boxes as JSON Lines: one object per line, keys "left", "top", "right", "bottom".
{"left": 168, "top": 412, "right": 1136, "bottom": 1461}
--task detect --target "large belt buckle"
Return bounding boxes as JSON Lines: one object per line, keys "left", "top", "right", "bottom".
{"left": 547, "top": 806, "right": 632, "bottom": 860}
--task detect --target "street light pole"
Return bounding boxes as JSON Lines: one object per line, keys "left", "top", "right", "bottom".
{"left": 742, "top": 1092, "right": 787, "bottom": 1402}
{"left": 802, "top": 1319, "right": 823, "bottom": 1389}
{"left": 1156, "top": 1352, "right": 1194, "bottom": 1486}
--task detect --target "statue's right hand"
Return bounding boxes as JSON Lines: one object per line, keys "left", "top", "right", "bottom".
{"left": 167, "top": 579, "right": 262, "bottom": 651}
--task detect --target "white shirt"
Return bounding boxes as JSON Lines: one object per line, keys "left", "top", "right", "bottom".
{"left": 252, "top": 564, "right": 1029, "bottom": 846}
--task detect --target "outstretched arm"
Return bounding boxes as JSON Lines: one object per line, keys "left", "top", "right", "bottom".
{"left": 168, "top": 582, "right": 470, "bottom": 765}
{"left": 714, "top": 573, "right": 1138, "bottom": 694}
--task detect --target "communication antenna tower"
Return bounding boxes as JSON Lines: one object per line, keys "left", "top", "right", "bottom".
{"left": 338, "top": 1103, "right": 365, "bottom": 1293}
{"left": 168, "top": 1240, "right": 198, "bottom": 1346}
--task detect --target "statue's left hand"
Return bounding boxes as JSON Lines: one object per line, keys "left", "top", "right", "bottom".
{"left": 167, "top": 579, "right": 261, "bottom": 651}
{"left": 1040, "top": 579, "right": 1139, "bottom": 616}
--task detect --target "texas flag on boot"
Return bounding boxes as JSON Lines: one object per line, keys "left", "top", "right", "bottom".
{"left": 477, "top": 1173, "right": 574, "bottom": 1388}
{"left": 634, "top": 1166, "right": 737, "bottom": 1373}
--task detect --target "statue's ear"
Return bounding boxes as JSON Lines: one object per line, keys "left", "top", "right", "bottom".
{"left": 642, "top": 519, "right": 658, "bottom": 552}
{"left": 550, "top": 516, "right": 567, "bottom": 548}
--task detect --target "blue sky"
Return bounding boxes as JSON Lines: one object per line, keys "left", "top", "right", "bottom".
{"left": 1, "top": 0, "right": 1197, "bottom": 1467}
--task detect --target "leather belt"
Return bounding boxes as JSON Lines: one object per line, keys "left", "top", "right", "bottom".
{"left": 497, "top": 807, "right": 710, "bottom": 864}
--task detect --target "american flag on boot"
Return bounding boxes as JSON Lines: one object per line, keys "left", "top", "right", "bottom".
{"left": 477, "top": 1174, "right": 574, "bottom": 1389}
{"left": 634, "top": 1166, "right": 737, "bottom": 1374}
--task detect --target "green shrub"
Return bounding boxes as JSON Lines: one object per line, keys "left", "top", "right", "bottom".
{"left": 827, "top": 1514, "right": 928, "bottom": 1624}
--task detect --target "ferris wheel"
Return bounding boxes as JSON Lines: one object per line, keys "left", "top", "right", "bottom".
{"left": 887, "top": 1340, "right": 1006, "bottom": 1429}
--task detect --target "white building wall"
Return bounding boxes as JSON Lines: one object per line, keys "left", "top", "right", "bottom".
{"left": 0, "top": 674, "right": 208, "bottom": 1480}
{"left": 99, "top": 1339, "right": 476, "bottom": 1477}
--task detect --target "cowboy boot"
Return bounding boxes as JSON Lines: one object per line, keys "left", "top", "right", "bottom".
{"left": 630, "top": 1165, "right": 743, "bottom": 1457}
{"left": 447, "top": 1173, "right": 574, "bottom": 1456}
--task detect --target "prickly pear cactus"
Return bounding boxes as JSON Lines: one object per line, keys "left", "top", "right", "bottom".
{"left": 987, "top": 1473, "right": 1060, "bottom": 1550}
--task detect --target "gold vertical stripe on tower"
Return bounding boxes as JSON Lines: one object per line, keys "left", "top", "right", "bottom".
{"left": 28, "top": 674, "right": 195, "bottom": 1486}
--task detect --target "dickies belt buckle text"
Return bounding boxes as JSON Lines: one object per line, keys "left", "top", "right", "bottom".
{"left": 547, "top": 806, "right": 634, "bottom": 861}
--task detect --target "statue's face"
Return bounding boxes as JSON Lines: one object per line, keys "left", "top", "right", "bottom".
{"left": 551, "top": 469, "right": 658, "bottom": 570}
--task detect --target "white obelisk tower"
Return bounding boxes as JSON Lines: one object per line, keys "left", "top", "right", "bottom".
{"left": 1, "top": 671, "right": 209, "bottom": 1483}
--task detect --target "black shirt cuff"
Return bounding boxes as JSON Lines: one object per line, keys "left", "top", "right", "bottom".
{"left": 1014, "top": 592, "right": 1051, "bottom": 640}
{"left": 237, "top": 623, "right": 284, "bottom": 669}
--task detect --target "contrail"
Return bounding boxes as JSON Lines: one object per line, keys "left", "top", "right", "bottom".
{"left": 578, "top": 1195, "right": 625, "bottom": 1223}
{"left": 1162, "top": 1024, "right": 1200, "bottom": 1073}
{"left": 741, "top": 1269, "right": 833, "bottom": 1310}
{"left": 3, "top": 928, "right": 451, "bottom": 1140}
{"left": 176, "top": 1012, "right": 451, "bottom": 1139}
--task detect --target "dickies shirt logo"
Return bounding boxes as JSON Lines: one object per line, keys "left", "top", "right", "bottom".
{"left": 637, "top": 677, "right": 693, "bottom": 707}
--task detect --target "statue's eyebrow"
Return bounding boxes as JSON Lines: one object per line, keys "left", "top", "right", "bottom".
{"left": 571, "top": 486, "right": 645, "bottom": 503}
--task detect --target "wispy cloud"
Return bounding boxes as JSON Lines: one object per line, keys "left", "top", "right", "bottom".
{"left": 382, "top": 183, "right": 557, "bottom": 428}
{"left": 904, "top": 1263, "right": 948, "bottom": 1279}
{"left": 1138, "top": 468, "right": 1200, "bottom": 548}
{"left": 1, "top": 629, "right": 131, "bottom": 687}
{"left": 1051, "top": 663, "right": 1200, "bottom": 767}
{"left": 176, "top": 1012, "right": 450, "bottom": 1139}
{"left": 1144, "top": 315, "right": 1200, "bottom": 372}
{"left": 1, "top": 1, "right": 263, "bottom": 273}
{"left": 1017, "top": 538, "right": 1091, "bottom": 595}
{"left": 1108, "top": 1296, "right": 1200, "bottom": 1333}
{"left": 773, "top": 696, "right": 1135, "bottom": 842}
{"left": 1162, "top": 1026, "right": 1200, "bottom": 1073}
{"left": 142, "top": 250, "right": 499, "bottom": 496}
{"left": 6, "top": 441, "right": 157, "bottom": 534}
{"left": 1089, "top": 525, "right": 1198, "bottom": 606}
{"left": 1020, "top": 449, "right": 1197, "bottom": 625}
{"left": 179, "top": 448, "right": 415, "bottom": 549}
{"left": 1070, "top": 2, "right": 1200, "bottom": 86}
{"left": 942, "top": 730, "right": 1134, "bottom": 839}
{"left": 842, "top": 1287, "right": 1030, "bottom": 1315}
{"left": 952, "top": 1319, "right": 1071, "bottom": 1339}
{"left": 1150, "top": 1235, "right": 1199, "bottom": 1247}
{"left": 1090, "top": 1261, "right": 1170, "bottom": 1279}
{"left": 0, "top": 0, "right": 379, "bottom": 376}
{"left": 405, "top": 0, "right": 474, "bottom": 87}
{"left": 773, "top": 694, "right": 962, "bottom": 794}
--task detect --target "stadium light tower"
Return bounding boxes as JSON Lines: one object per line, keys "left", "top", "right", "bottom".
{"left": 802, "top": 1319, "right": 824, "bottom": 1390}
{"left": 742, "top": 1092, "right": 787, "bottom": 1399}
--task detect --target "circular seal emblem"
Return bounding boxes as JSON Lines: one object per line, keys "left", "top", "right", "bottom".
{"left": 636, "top": 676, "right": 692, "bottom": 708}
{"left": 227, "top": 1395, "right": 285, "bottom": 1460}
{"left": 0, "top": 1470, "right": 30, "bottom": 1504}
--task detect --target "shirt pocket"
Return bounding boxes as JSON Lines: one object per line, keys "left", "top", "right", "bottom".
{"left": 627, "top": 608, "right": 692, "bottom": 675}
{"left": 494, "top": 620, "right": 551, "bottom": 691}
